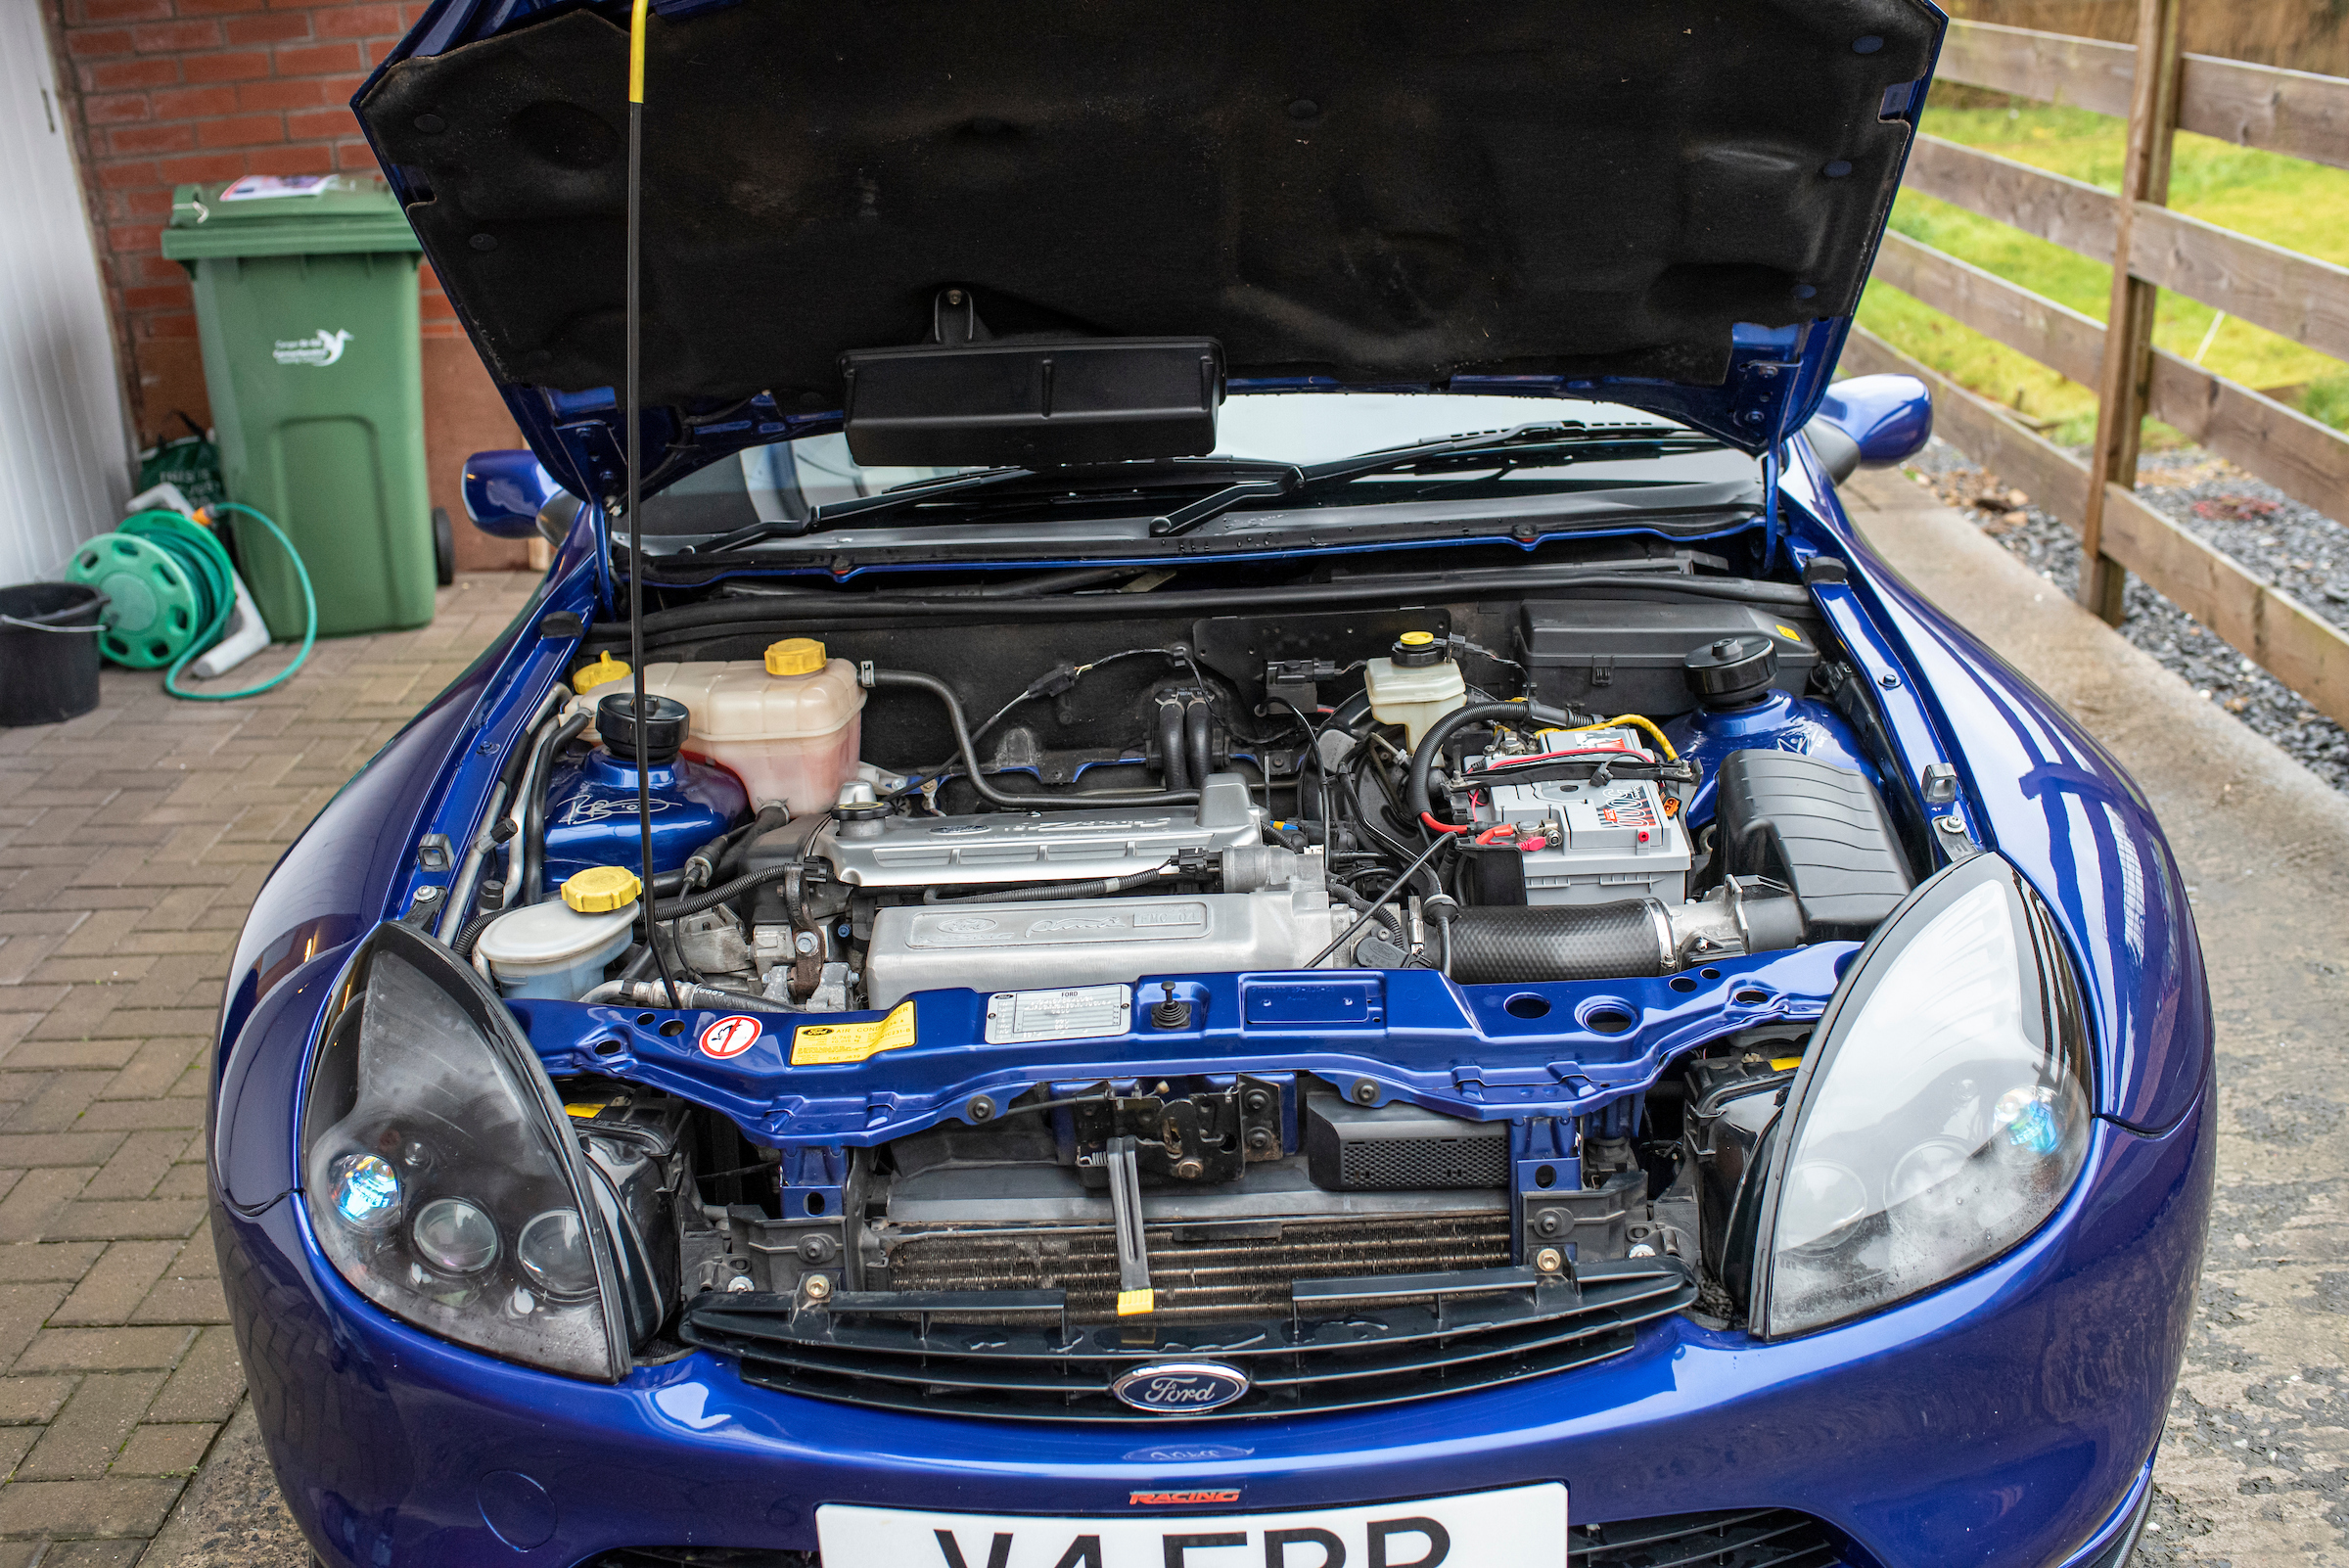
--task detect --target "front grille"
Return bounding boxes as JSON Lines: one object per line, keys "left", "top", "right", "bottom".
{"left": 681, "top": 1256, "right": 1697, "bottom": 1422}
{"left": 888, "top": 1212, "right": 1510, "bottom": 1323}
{"left": 1573, "top": 1509, "right": 1846, "bottom": 1568}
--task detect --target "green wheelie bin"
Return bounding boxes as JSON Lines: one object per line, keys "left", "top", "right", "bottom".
{"left": 162, "top": 174, "right": 435, "bottom": 638}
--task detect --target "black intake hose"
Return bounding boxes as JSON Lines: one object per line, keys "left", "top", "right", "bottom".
{"left": 1445, "top": 901, "right": 1678, "bottom": 984}
{"left": 870, "top": 668, "right": 1199, "bottom": 808}
{"left": 1404, "top": 702, "right": 1552, "bottom": 830}
{"left": 1183, "top": 697, "right": 1212, "bottom": 791}
{"left": 517, "top": 712, "right": 590, "bottom": 905}
{"left": 1157, "top": 698, "right": 1189, "bottom": 790}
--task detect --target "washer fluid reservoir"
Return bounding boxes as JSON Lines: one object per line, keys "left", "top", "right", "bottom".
{"left": 540, "top": 693, "right": 750, "bottom": 892}
{"left": 638, "top": 637, "right": 863, "bottom": 814}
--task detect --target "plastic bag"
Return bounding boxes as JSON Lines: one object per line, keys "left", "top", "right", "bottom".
{"left": 136, "top": 413, "right": 226, "bottom": 512}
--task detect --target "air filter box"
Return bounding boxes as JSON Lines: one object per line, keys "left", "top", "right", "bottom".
{"left": 1520, "top": 601, "right": 1818, "bottom": 716}
{"left": 1714, "top": 750, "right": 1913, "bottom": 941}
{"left": 1305, "top": 1090, "right": 1507, "bottom": 1191}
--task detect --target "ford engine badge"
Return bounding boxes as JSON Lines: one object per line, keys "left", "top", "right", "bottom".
{"left": 1111, "top": 1361, "right": 1251, "bottom": 1414}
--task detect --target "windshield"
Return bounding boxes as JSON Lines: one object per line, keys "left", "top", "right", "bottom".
{"left": 634, "top": 393, "right": 1757, "bottom": 539}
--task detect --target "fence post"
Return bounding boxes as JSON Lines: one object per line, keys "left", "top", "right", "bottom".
{"left": 2078, "top": 0, "right": 2184, "bottom": 623}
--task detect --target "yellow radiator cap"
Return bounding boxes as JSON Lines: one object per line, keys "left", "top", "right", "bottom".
{"left": 561, "top": 866, "right": 642, "bottom": 913}
{"left": 765, "top": 637, "right": 827, "bottom": 676}
{"left": 573, "top": 651, "right": 631, "bottom": 694}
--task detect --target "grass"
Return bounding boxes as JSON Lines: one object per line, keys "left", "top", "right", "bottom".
{"left": 1856, "top": 94, "right": 2349, "bottom": 446}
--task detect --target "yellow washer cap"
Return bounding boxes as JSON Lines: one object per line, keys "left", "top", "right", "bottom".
{"left": 561, "top": 866, "right": 642, "bottom": 913}
{"left": 765, "top": 637, "right": 827, "bottom": 676}
{"left": 574, "top": 651, "right": 631, "bottom": 694}
{"left": 1397, "top": 631, "right": 1437, "bottom": 647}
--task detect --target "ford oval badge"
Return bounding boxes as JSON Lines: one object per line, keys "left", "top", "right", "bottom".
{"left": 1111, "top": 1361, "right": 1251, "bottom": 1414}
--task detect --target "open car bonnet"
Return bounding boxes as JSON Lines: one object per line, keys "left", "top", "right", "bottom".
{"left": 358, "top": 0, "right": 1943, "bottom": 499}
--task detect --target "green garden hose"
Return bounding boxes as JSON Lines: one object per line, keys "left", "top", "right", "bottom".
{"left": 103, "top": 506, "right": 315, "bottom": 701}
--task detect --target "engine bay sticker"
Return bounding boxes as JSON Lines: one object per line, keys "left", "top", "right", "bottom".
{"left": 985, "top": 984, "right": 1133, "bottom": 1044}
{"left": 791, "top": 1001, "right": 917, "bottom": 1066}
{"left": 698, "top": 1015, "right": 762, "bottom": 1060}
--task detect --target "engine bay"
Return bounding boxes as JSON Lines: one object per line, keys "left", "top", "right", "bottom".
{"left": 435, "top": 576, "right": 1934, "bottom": 1384}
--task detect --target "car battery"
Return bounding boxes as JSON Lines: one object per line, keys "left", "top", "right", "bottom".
{"left": 1467, "top": 729, "right": 1692, "bottom": 906}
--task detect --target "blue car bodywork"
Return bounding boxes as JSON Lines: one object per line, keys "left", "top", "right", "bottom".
{"left": 208, "top": 0, "right": 2212, "bottom": 1561}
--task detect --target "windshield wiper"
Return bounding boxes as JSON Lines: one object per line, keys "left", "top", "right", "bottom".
{"left": 1149, "top": 423, "right": 1727, "bottom": 536}
{"left": 681, "top": 456, "right": 1305, "bottom": 555}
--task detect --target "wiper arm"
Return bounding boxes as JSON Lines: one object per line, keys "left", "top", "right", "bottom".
{"left": 1147, "top": 423, "right": 1726, "bottom": 537}
{"left": 687, "top": 456, "right": 1307, "bottom": 555}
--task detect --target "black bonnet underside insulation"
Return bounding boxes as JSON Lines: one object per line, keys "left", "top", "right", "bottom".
{"left": 361, "top": 0, "right": 1939, "bottom": 407}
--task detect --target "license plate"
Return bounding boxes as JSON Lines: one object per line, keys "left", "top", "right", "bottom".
{"left": 817, "top": 1482, "right": 1565, "bottom": 1567}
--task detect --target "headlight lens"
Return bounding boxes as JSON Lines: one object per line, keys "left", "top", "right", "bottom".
{"left": 1761, "top": 854, "right": 2093, "bottom": 1337}
{"left": 300, "top": 922, "right": 623, "bottom": 1380}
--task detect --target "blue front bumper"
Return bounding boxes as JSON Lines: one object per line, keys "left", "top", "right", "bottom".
{"left": 218, "top": 1075, "right": 2208, "bottom": 1568}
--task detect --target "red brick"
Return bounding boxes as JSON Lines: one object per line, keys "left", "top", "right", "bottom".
{"left": 108, "top": 222, "right": 165, "bottom": 254}
{"left": 66, "top": 27, "right": 136, "bottom": 57}
{"left": 272, "top": 39, "right": 362, "bottom": 73}
{"left": 112, "top": 187, "right": 176, "bottom": 220}
{"left": 128, "top": 19, "right": 224, "bottom": 50}
{"left": 247, "top": 143, "right": 334, "bottom": 175}
{"left": 224, "top": 13, "right": 307, "bottom": 43}
{"left": 284, "top": 107, "right": 358, "bottom": 141}
{"left": 180, "top": 48, "right": 273, "bottom": 83}
{"left": 124, "top": 253, "right": 191, "bottom": 285}
{"left": 156, "top": 152, "right": 249, "bottom": 185}
{"left": 177, "top": 0, "right": 271, "bottom": 13}
{"left": 194, "top": 114, "right": 285, "bottom": 149}
{"left": 121, "top": 284, "right": 194, "bottom": 313}
{"left": 235, "top": 77, "right": 330, "bottom": 112}
{"left": 151, "top": 85, "right": 242, "bottom": 120}
{"left": 82, "top": 92, "right": 152, "bottom": 126}
{"left": 142, "top": 313, "right": 200, "bottom": 340}
{"left": 312, "top": 2, "right": 402, "bottom": 37}
{"left": 107, "top": 124, "right": 196, "bottom": 157}
{"left": 95, "top": 159, "right": 162, "bottom": 191}
{"left": 85, "top": 57, "right": 179, "bottom": 91}
{"left": 74, "top": 0, "right": 176, "bottom": 22}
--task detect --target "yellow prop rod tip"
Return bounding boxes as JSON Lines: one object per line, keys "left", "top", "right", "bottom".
{"left": 627, "top": 0, "right": 649, "bottom": 103}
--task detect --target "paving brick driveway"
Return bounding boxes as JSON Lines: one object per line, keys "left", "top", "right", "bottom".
{"left": 0, "top": 572, "right": 536, "bottom": 1566}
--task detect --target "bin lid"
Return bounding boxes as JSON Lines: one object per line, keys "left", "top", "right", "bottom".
{"left": 161, "top": 175, "right": 422, "bottom": 261}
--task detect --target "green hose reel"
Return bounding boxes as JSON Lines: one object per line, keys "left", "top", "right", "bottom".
{"left": 65, "top": 505, "right": 317, "bottom": 701}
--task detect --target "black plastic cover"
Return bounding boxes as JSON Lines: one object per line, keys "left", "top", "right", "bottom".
{"left": 1305, "top": 1090, "right": 1506, "bottom": 1191}
{"left": 842, "top": 338, "right": 1222, "bottom": 467}
{"left": 596, "top": 692, "right": 687, "bottom": 765}
{"left": 1713, "top": 751, "right": 1912, "bottom": 940}
{"left": 356, "top": 0, "right": 1937, "bottom": 407}
{"left": 1521, "top": 602, "right": 1818, "bottom": 716}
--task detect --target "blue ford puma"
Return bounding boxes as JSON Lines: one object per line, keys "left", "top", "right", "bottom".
{"left": 210, "top": 1, "right": 2209, "bottom": 1564}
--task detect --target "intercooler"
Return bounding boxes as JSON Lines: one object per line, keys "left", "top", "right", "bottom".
{"left": 884, "top": 1211, "right": 1513, "bottom": 1323}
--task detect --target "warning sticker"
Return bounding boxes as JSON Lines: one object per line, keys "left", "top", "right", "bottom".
{"left": 698, "top": 1015, "right": 762, "bottom": 1060}
{"left": 791, "top": 1001, "right": 917, "bottom": 1066}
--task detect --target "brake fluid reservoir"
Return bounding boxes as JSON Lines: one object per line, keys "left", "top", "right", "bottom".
{"left": 541, "top": 693, "right": 750, "bottom": 891}
{"left": 638, "top": 637, "right": 864, "bottom": 814}
{"left": 477, "top": 867, "right": 639, "bottom": 1000}
{"left": 1363, "top": 631, "right": 1466, "bottom": 747}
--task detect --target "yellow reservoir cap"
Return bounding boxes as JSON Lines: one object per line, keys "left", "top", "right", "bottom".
{"left": 573, "top": 651, "right": 631, "bottom": 694}
{"left": 1398, "top": 630, "right": 1437, "bottom": 647}
{"left": 765, "top": 637, "right": 827, "bottom": 676}
{"left": 561, "top": 866, "right": 642, "bottom": 913}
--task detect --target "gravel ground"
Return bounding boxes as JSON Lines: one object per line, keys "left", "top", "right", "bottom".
{"left": 1904, "top": 438, "right": 2349, "bottom": 793}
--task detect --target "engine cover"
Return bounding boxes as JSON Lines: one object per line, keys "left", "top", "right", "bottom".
{"left": 864, "top": 886, "right": 1335, "bottom": 1008}
{"left": 807, "top": 772, "right": 1262, "bottom": 891}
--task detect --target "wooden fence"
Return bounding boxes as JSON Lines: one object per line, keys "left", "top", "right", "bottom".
{"left": 1843, "top": 2, "right": 2349, "bottom": 728}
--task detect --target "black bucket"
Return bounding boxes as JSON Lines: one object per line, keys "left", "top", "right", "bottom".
{"left": 0, "top": 582, "right": 109, "bottom": 727}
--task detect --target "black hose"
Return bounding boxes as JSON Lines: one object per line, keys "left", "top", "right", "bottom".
{"left": 1404, "top": 703, "right": 1548, "bottom": 831}
{"left": 1183, "top": 697, "right": 1212, "bottom": 790}
{"left": 870, "top": 669, "right": 1200, "bottom": 809}
{"left": 1157, "top": 698, "right": 1189, "bottom": 790}
{"left": 705, "top": 803, "right": 788, "bottom": 886}
{"left": 451, "top": 910, "right": 499, "bottom": 959}
{"left": 1445, "top": 901, "right": 1677, "bottom": 984}
{"left": 518, "top": 712, "right": 590, "bottom": 905}
{"left": 922, "top": 866, "right": 1173, "bottom": 904}
{"left": 650, "top": 862, "right": 796, "bottom": 922}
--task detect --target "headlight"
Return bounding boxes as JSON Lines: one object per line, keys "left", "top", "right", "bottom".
{"left": 300, "top": 922, "right": 627, "bottom": 1380}
{"left": 1759, "top": 853, "right": 2093, "bottom": 1338}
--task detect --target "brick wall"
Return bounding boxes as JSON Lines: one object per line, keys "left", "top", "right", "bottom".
{"left": 44, "top": 0, "right": 532, "bottom": 569}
